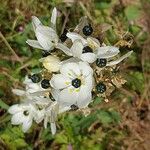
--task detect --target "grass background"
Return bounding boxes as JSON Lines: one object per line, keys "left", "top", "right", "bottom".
{"left": 0, "top": 0, "right": 150, "bottom": 149}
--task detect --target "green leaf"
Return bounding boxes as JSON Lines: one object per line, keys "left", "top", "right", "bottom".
{"left": 0, "top": 99, "right": 9, "bottom": 110}
{"left": 125, "top": 5, "right": 141, "bottom": 20}
{"left": 97, "top": 110, "right": 113, "bottom": 124}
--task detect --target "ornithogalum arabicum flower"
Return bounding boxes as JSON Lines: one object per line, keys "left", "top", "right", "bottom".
{"left": 8, "top": 7, "right": 133, "bottom": 135}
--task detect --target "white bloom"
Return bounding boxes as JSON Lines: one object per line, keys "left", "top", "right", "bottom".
{"left": 66, "top": 32, "right": 120, "bottom": 63}
{"left": 26, "top": 8, "right": 72, "bottom": 55}
{"left": 43, "top": 100, "right": 70, "bottom": 135}
{"left": 106, "top": 51, "right": 133, "bottom": 66}
{"left": 40, "top": 55, "right": 61, "bottom": 72}
{"left": 12, "top": 76, "right": 45, "bottom": 100}
{"left": 50, "top": 61, "right": 94, "bottom": 108}
{"left": 8, "top": 103, "right": 36, "bottom": 132}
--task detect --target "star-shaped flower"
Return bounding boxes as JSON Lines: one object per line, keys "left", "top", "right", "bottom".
{"left": 66, "top": 32, "right": 120, "bottom": 63}
{"left": 50, "top": 61, "right": 94, "bottom": 108}
{"left": 8, "top": 103, "right": 36, "bottom": 132}
{"left": 26, "top": 8, "right": 72, "bottom": 55}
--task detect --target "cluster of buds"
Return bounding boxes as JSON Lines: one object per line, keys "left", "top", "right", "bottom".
{"left": 8, "top": 8, "right": 133, "bottom": 134}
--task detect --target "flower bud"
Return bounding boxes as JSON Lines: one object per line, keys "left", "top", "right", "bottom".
{"left": 41, "top": 55, "right": 61, "bottom": 72}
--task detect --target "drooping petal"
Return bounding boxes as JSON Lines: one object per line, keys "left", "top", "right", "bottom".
{"left": 70, "top": 39, "right": 83, "bottom": 57}
{"left": 8, "top": 104, "right": 22, "bottom": 114}
{"left": 32, "top": 16, "right": 42, "bottom": 31}
{"left": 50, "top": 74, "right": 71, "bottom": 89}
{"left": 97, "top": 46, "right": 120, "bottom": 58}
{"left": 67, "top": 32, "right": 87, "bottom": 44}
{"left": 51, "top": 7, "right": 57, "bottom": 27}
{"left": 80, "top": 53, "right": 97, "bottom": 63}
{"left": 34, "top": 109, "right": 45, "bottom": 123}
{"left": 44, "top": 116, "right": 48, "bottom": 128}
{"left": 26, "top": 40, "right": 43, "bottom": 49}
{"left": 50, "top": 122, "right": 56, "bottom": 135}
{"left": 107, "top": 51, "right": 133, "bottom": 66}
{"left": 22, "top": 119, "right": 32, "bottom": 132}
{"left": 78, "top": 62, "right": 93, "bottom": 77}
{"left": 56, "top": 43, "right": 72, "bottom": 56}
{"left": 12, "top": 89, "right": 25, "bottom": 96}
{"left": 60, "top": 62, "right": 81, "bottom": 79}
{"left": 36, "top": 26, "right": 57, "bottom": 50}
{"left": 58, "top": 87, "right": 79, "bottom": 105}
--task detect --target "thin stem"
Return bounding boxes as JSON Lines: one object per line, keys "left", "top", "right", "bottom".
{"left": 0, "top": 31, "right": 22, "bottom": 63}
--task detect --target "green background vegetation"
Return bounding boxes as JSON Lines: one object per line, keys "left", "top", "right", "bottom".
{"left": 0, "top": 0, "right": 150, "bottom": 149}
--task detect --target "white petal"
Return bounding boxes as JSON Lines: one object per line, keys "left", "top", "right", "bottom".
{"left": 44, "top": 116, "right": 48, "bottom": 128}
{"left": 51, "top": 122, "right": 56, "bottom": 135}
{"left": 36, "top": 26, "right": 57, "bottom": 50}
{"left": 61, "top": 58, "right": 80, "bottom": 65}
{"left": 58, "top": 87, "right": 79, "bottom": 105}
{"left": 59, "top": 105, "right": 71, "bottom": 113}
{"left": 79, "top": 62, "right": 93, "bottom": 77}
{"left": 70, "top": 39, "right": 83, "bottom": 57}
{"left": 32, "top": 16, "right": 42, "bottom": 31}
{"left": 60, "top": 62, "right": 81, "bottom": 79}
{"left": 77, "top": 90, "right": 92, "bottom": 108}
{"left": 67, "top": 32, "right": 87, "bottom": 44}
{"left": 56, "top": 43, "right": 72, "bottom": 56}
{"left": 50, "top": 74, "right": 71, "bottom": 89}
{"left": 34, "top": 109, "right": 45, "bottom": 123}
{"left": 51, "top": 89, "right": 60, "bottom": 101}
{"left": 51, "top": 7, "right": 57, "bottom": 27}
{"left": 12, "top": 89, "right": 25, "bottom": 96}
{"left": 80, "top": 53, "right": 97, "bottom": 63}
{"left": 11, "top": 113, "right": 24, "bottom": 125}
{"left": 8, "top": 104, "right": 22, "bottom": 114}
{"left": 84, "top": 75, "right": 94, "bottom": 91}
{"left": 22, "top": 119, "right": 32, "bottom": 132}
{"left": 26, "top": 40, "right": 43, "bottom": 49}
{"left": 107, "top": 51, "right": 133, "bottom": 66}
{"left": 97, "top": 46, "right": 120, "bottom": 58}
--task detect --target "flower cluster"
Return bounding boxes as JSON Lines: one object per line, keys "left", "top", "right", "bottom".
{"left": 8, "top": 8, "right": 133, "bottom": 134}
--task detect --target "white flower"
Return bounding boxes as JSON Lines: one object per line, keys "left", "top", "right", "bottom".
{"left": 8, "top": 103, "right": 36, "bottom": 132}
{"left": 105, "top": 51, "right": 133, "bottom": 66}
{"left": 12, "top": 76, "right": 45, "bottom": 100}
{"left": 67, "top": 32, "right": 133, "bottom": 65}
{"left": 43, "top": 100, "right": 70, "bottom": 135}
{"left": 50, "top": 61, "right": 94, "bottom": 108}
{"left": 40, "top": 55, "right": 61, "bottom": 72}
{"left": 26, "top": 8, "right": 72, "bottom": 56}
{"left": 66, "top": 32, "right": 120, "bottom": 63}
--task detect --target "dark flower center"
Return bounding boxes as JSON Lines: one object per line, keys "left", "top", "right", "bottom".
{"left": 41, "top": 79, "right": 50, "bottom": 89}
{"left": 42, "top": 50, "right": 51, "bottom": 57}
{"left": 96, "top": 58, "right": 107, "bottom": 67}
{"left": 96, "top": 82, "right": 106, "bottom": 93}
{"left": 82, "top": 24, "right": 93, "bottom": 36}
{"left": 29, "top": 73, "right": 42, "bottom": 83}
{"left": 82, "top": 46, "right": 93, "bottom": 53}
{"left": 23, "top": 110, "right": 29, "bottom": 116}
{"left": 70, "top": 104, "right": 79, "bottom": 111}
{"left": 60, "top": 29, "right": 68, "bottom": 42}
{"left": 72, "top": 78, "right": 81, "bottom": 88}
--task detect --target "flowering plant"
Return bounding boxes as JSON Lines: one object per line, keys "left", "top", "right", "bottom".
{"left": 8, "top": 7, "right": 133, "bottom": 135}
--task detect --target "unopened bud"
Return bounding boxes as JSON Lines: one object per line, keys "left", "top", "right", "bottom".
{"left": 40, "top": 55, "right": 61, "bottom": 72}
